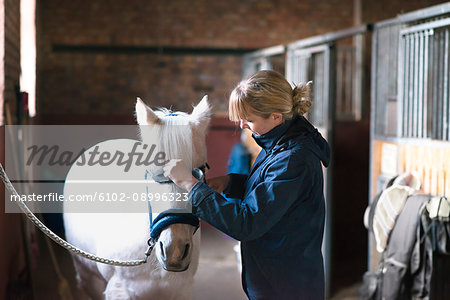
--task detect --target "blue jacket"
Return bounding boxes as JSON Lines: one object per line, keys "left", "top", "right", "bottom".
{"left": 190, "top": 115, "right": 330, "bottom": 300}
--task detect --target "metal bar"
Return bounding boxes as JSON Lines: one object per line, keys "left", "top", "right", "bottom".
{"left": 295, "top": 55, "right": 299, "bottom": 84}
{"left": 242, "top": 56, "right": 253, "bottom": 78}
{"left": 432, "top": 32, "right": 439, "bottom": 139}
{"left": 324, "top": 46, "right": 331, "bottom": 129}
{"left": 321, "top": 44, "right": 333, "bottom": 299}
{"left": 391, "top": 24, "right": 400, "bottom": 96}
{"left": 437, "top": 30, "right": 444, "bottom": 140}
{"left": 406, "top": 32, "right": 412, "bottom": 137}
{"left": 435, "top": 31, "right": 444, "bottom": 140}
{"left": 417, "top": 31, "right": 424, "bottom": 138}
{"left": 415, "top": 31, "right": 420, "bottom": 138}
{"left": 410, "top": 32, "right": 416, "bottom": 138}
{"left": 261, "top": 57, "right": 273, "bottom": 70}
{"left": 374, "top": 17, "right": 400, "bottom": 30}
{"left": 375, "top": 3, "right": 450, "bottom": 31}
{"left": 448, "top": 28, "right": 450, "bottom": 141}
{"left": 293, "top": 45, "right": 330, "bottom": 56}
{"left": 336, "top": 47, "right": 343, "bottom": 115}
{"left": 290, "top": 49, "right": 294, "bottom": 82}
{"left": 285, "top": 49, "right": 291, "bottom": 84}
{"left": 398, "top": 2, "right": 450, "bottom": 24}
{"left": 390, "top": 25, "right": 399, "bottom": 135}
{"left": 291, "top": 53, "right": 296, "bottom": 84}
{"left": 314, "top": 54, "right": 322, "bottom": 125}
{"left": 345, "top": 47, "right": 352, "bottom": 114}
{"left": 287, "top": 24, "right": 369, "bottom": 50}
{"left": 398, "top": 29, "right": 406, "bottom": 138}
{"left": 410, "top": 33, "right": 417, "bottom": 138}
{"left": 353, "top": 34, "right": 364, "bottom": 121}
{"left": 294, "top": 51, "right": 298, "bottom": 84}
{"left": 318, "top": 52, "right": 327, "bottom": 126}
{"left": 407, "top": 33, "right": 413, "bottom": 137}
{"left": 243, "top": 44, "right": 286, "bottom": 60}
{"left": 400, "top": 32, "right": 405, "bottom": 137}
{"left": 53, "top": 44, "right": 258, "bottom": 56}
{"left": 413, "top": 32, "right": 420, "bottom": 138}
{"left": 303, "top": 56, "right": 308, "bottom": 82}
{"left": 400, "top": 17, "right": 450, "bottom": 35}
{"left": 443, "top": 28, "right": 449, "bottom": 140}
{"left": 293, "top": 51, "right": 298, "bottom": 85}
{"left": 369, "top": 26, "right": 378, "bottom": 226}
{"left": 427, "top": 29, "right": 434, "bottom": 138}
{"left": 423, "top": 30, "right": 430, "bottom": 139}
{"left": 405, "top": 35, "right": 414, "bottom": 137}
{"left": 385, "top": 27, "right": 392, "bottom": 135}
{"left": 369, "top": 27, "right": 379, "bottom": 203}
{"left": 291, "top": 49, "right": 295, "bottom": 82}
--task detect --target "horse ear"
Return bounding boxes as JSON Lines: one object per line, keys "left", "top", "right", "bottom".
{"left": 191, "top": 95, "right": 212, "bottom": 127}
{"left": 135, "top": 97, "right": 162, "bottom": 125}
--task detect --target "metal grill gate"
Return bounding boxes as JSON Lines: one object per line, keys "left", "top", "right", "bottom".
{"left": 370, "top": 4, "right": 450, "bottom": 299}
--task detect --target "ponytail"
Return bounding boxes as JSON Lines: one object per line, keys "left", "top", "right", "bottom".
{"left": 292, "top": 81, "right": 312, "bottom": 116}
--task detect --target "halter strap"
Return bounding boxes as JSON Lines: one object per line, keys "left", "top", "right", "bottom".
{"left": 144, "top": 166, "right": 206, "bottom": 240}
{"left": 150, "top": 212, "right": 199, "bottom": 239}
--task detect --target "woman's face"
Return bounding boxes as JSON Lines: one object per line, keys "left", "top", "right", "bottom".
{"left": 239, "top": 111, "right": 283, "bottom": 136}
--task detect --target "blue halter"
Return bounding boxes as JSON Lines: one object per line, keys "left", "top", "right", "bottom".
{"left": 149, "top": 211, "right": 199, "bottom": 239}
{"left": 144, "top": 164, "right": 208, "bottom": 241}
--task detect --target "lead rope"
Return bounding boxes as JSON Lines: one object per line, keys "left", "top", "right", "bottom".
{"left": 145, "top": 170, "right": 157, "bottom": 248}
{"left": 0, "top": 163, "right": 153, "bottom": 267}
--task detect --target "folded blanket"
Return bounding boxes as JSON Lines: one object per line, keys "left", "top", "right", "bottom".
{"left": 372, "top": 172, "right": 421, "bottom": 253}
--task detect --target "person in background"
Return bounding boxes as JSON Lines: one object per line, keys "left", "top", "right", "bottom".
{"left": 164, "top": 70, "right": 330, "bottom": 300}
{"left": 227, "top": 130, "right": 252, "bottom": 175}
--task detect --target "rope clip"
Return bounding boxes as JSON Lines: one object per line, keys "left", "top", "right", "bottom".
{"left": 144, "top": 238, "right": 156, "bottom": 262}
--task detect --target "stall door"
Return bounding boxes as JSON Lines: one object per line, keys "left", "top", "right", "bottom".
{"left": 286, "top": 43, "right": 334, "bottom": 294}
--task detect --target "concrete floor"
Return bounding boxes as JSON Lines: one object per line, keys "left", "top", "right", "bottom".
{"left": 30, "top": 220, "right": 358, "bottom": 299}
{"left": 31, "top": 221, "right": 247, "bottom": 300}
{"left": 193, "top": 223, "right": 247, "bottom": 300}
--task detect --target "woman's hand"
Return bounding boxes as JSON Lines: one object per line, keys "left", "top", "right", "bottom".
{"left": 163, "top": 159, "right": 198, "bottom": 192}
{"left": 206, "top": 175, "right": 230, "bottom": 194}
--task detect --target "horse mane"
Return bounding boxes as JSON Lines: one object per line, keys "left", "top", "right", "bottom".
{"left": 136, "top": 98, "right": 210, "bottom": 202}
{"left": 154, "top": 108, "right": 193, "bottom": 166}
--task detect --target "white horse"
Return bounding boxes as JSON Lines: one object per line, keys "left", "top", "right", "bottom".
{"left": 63, "top": 96, "right": 211, "bottom": 299}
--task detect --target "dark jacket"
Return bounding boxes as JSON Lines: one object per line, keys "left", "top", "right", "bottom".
{"left": 362, "top": 191, "right": 449, "bottom": 300}
{"left": 382, "top": 194, "right": 432, "bottom": 299}
{"left": 190, "top": 115, "right": 330, "bottom": 300}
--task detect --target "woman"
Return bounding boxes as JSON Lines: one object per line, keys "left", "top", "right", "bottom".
{"left": 164, "top": 70, "right": 330, "bottom": 299}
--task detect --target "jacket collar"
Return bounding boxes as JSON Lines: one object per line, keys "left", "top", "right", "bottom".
{"left": 252, "top": 117, "right": 294, "bottom": 151}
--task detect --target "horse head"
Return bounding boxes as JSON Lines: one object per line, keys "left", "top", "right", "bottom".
{"left": 135, "top": 96, "right": 211, "bottom": 272}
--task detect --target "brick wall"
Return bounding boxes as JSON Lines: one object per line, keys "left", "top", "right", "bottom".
{"left": 2, "top": 0, "right": 20, "bottom": 124}
{"left": 0, "top": 1, "right": 3, "bottom": 126}
{"left": 36, "top": 0, "right": 447, "bottom": 121}
{"left": 39, "top": 0, "right": 355, "bottom": 49}
{"left": 1, "top": 1, "right": 27, "bottom": 299}
{"left": 37, "top": 0, "right": 356, "bottom": 120}
{"left": 39, "top": 52, "right": 243, "bottom": 117}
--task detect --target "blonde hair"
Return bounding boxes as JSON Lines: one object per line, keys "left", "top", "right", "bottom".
{"left": 229, "top": 70, "right": 312, "bottom": 122}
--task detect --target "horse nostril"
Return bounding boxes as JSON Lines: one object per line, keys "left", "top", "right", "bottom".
{"left": 159, "top": 241, "right": 166, "bottom": 260}
{"left": 182, "top": 243, "right": 190, "bottom": 260}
